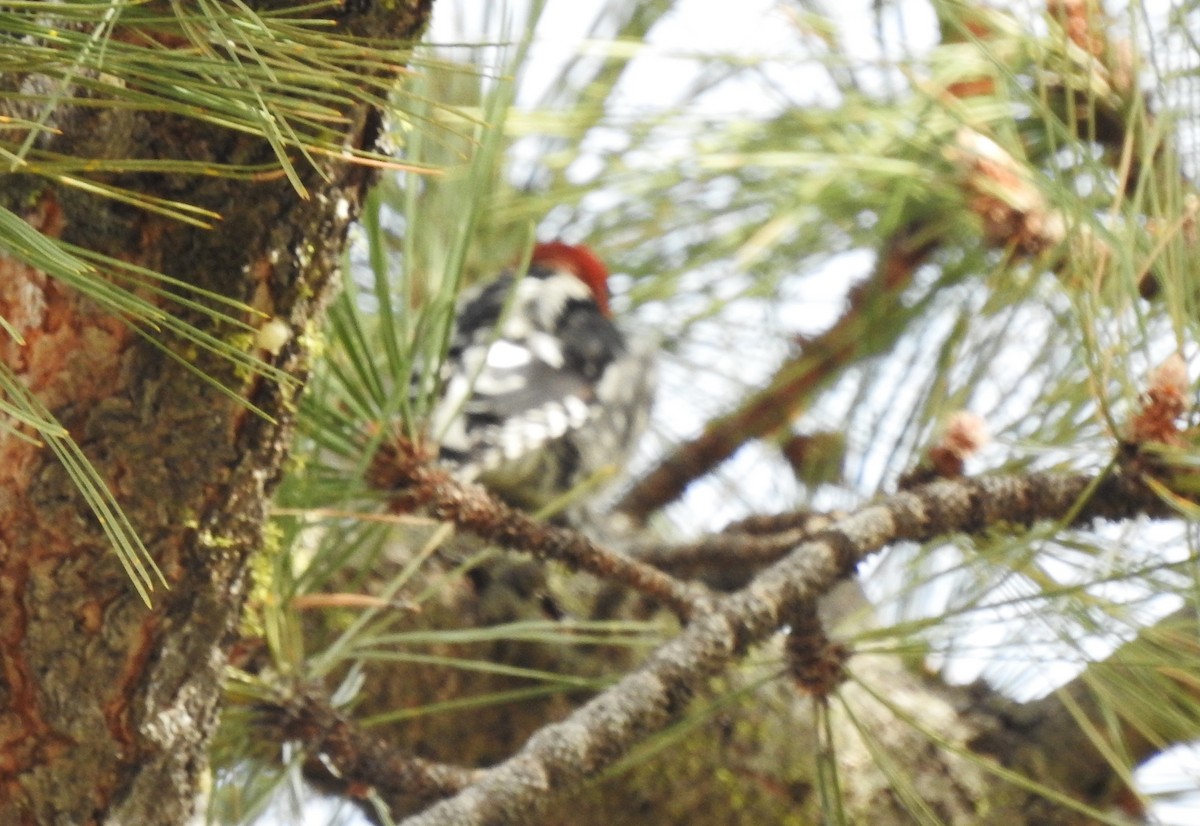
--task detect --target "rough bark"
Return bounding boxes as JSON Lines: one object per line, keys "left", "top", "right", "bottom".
{"left": 0, "top": 3, "right": 432, "bottom": 823}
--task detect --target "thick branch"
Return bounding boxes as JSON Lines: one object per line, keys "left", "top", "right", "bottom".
{"left": 402, "top": 469, "right": 1176, "bottom": 824}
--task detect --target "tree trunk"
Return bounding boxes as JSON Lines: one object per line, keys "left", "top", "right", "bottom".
{"left": 0, "top": 4, "right": 431, "bottom": 822}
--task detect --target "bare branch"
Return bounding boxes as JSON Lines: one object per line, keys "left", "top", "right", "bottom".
{"left": 616, "top": 229, "right": 937, "bottom": 522}
{"left": 632, "top": 518, "right": 836, "bottom": 590}
{"left": 368, "top": 438, "right": 709, "bottom": 619}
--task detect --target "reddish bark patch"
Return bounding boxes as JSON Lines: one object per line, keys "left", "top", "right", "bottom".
{"left": 0, "top": 193, "right": 143, "bottom": 793}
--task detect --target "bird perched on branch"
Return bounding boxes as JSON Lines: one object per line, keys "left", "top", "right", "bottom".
{"left": 429, "top": 242, "right": 655, "bottom": 514}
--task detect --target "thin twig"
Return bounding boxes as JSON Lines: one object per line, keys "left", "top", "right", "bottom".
{"left": 632, "top": 520, "right": 835, "bottom": 591}
{"left": 719, "top": 508, "right": 833, "bottom": 536}
{"left": 368, "top": 438, "right": 710, "bottom": 620}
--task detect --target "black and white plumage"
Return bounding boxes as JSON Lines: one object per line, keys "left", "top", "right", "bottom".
{"left": 430, "top": 242, "right": 655, "bottom": 512}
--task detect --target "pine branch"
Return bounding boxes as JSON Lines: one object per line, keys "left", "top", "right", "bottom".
{"left": 402, "top": 468, "right": 1179, "bottom": 824}
{"left": 368, "top": 438, "right": 710, "bottom": 619}
{"left": 615, "top": 228, "right": 937, "bottom": 522}
{"left": 631, "top": 512, "right": 839, "bottom": 591}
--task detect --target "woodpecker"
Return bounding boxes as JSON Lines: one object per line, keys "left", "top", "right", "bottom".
{"left": 429, "top": 242, "right": 654, "bottom": 513}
